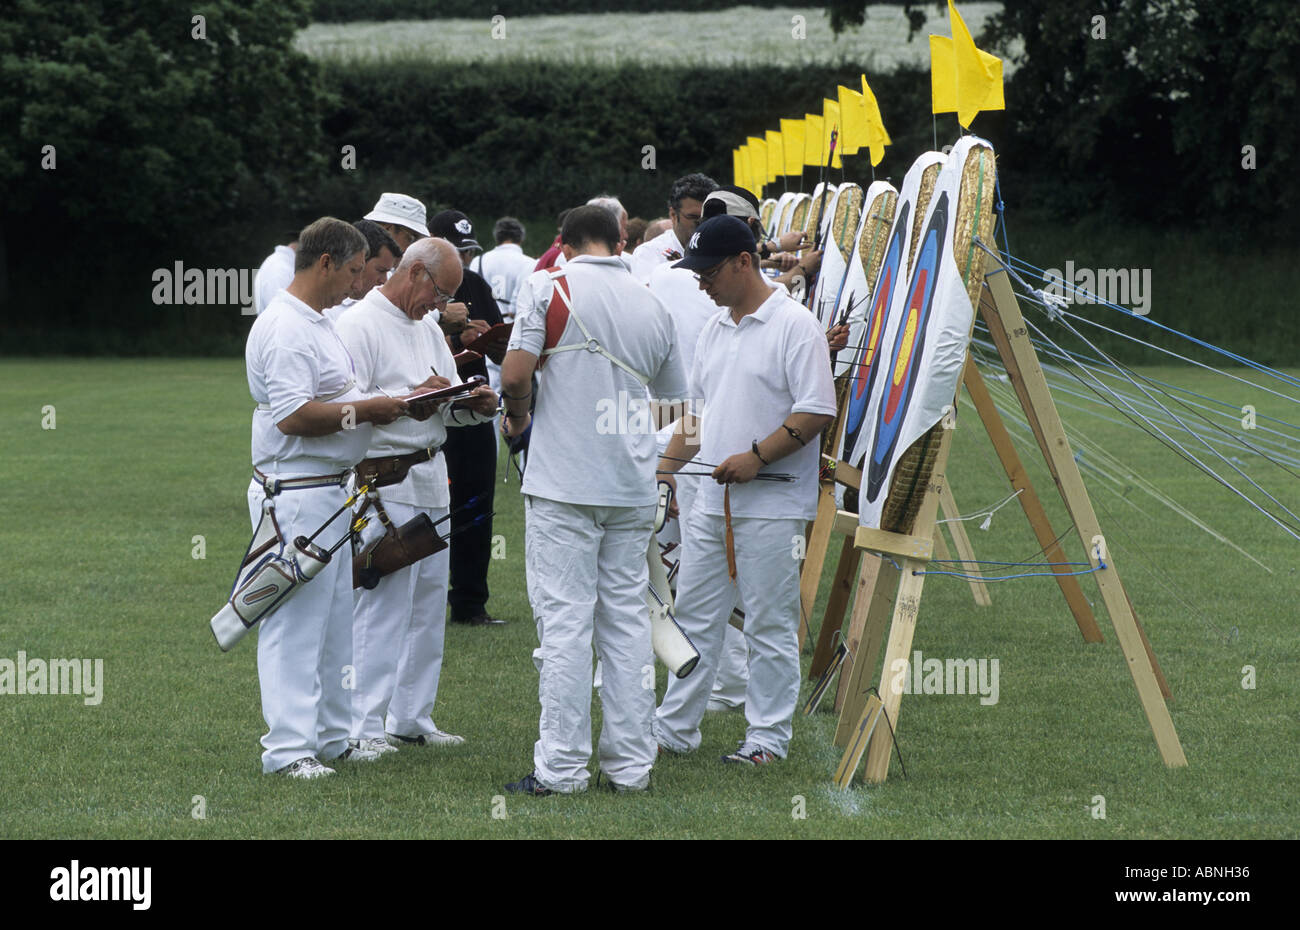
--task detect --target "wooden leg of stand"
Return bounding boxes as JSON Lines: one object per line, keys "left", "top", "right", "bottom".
{"left": 798, "top": 484, "right": 837, "bottom": 651}
{"left": 938, "top": 484, "right": 991, "bottom": 607}
{"left": 860, "top": 557, "right": 929, "bottom": 783}
{"left": 982, "top": 258, "right": 1185, "bottom": 766}
{"left": 833, "top": 555, "right": 896, "bottom": 746}
{"left": 962, "top": 357, "right": 1103, "bottom": 642}
{"left": 809, "top": 536, "right": 860, "bottom": 680}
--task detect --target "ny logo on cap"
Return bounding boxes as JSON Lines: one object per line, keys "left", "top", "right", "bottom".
{"left": 455, "top": 219, "right": 472, "bottom": 235}
{"left": 688, "top": 232, "right": 701, "bottom": 251}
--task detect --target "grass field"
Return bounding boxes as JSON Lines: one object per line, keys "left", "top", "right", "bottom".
{"left": 0, "top": 357, "right": 1296, "bottom": 839}
{"left": 295, "top": 4, "right": 1010, "bottom": 70}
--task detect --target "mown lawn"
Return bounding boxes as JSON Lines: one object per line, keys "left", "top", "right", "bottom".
{"left": 0, "top": 357, "right": 1295, "bottom": 839}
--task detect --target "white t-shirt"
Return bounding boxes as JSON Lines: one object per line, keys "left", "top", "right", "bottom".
{"left": 629, "top": 227, "right": 686, "bottom": 284}
{"left": 509, "top": 254, "right": 689, "bottom": 507}
{"left": 245, "top": 290, "right": 373, "bottom": 474}
{"left": 335, "top": 288, "right": 491, "bottom": 509}
{"left": 254, "top": 245, "right": 296, "bottom": 315}
{"left": 647, "top": 263, "right": 716, "bottom": 384}
{"left": 689, "top": 287, "right": 838, "bottom": 520}
{"left": 474, "top": 243, "right": 535, "bottom": 323}
{"left": 322, "top": 296, "right": 356, "bottom": 324}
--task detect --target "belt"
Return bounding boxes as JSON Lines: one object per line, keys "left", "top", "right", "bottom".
{"left": 354, "top": 446, "right": 440, "bottom": 489}
{"left": 254, "top": 467, "right": 350, "bottom": 496}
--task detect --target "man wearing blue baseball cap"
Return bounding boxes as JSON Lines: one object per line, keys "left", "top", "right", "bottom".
{"left": 654, "top": 215, "right": 837, "bottom": 766}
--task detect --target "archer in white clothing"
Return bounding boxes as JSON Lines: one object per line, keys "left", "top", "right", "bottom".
{"left": 628, "top": 173, "right": 717, "bottom": 283}
{"left": 653, "top": 215, "right": 836, "bottom": 765}
{"left": 500, "top": 206, "right": 688, "bottom": 794}
{"left": 243, "top": 217, "right": 409, "bottom": 778}
{"left": 334, "top": 238, "right": 499, "bottom": 755}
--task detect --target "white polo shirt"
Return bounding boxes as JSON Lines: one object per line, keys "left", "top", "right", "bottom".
{"left": 245, "top": 290, "right": 372, "bottom": 475}
{"left": 509, "top": 254, "right": 689, "bottom": 507}
{"left": 474, "top": 243, "right": 536, "bottom": 323}
{"left": 335, "top": 288, "right": 491, "bottom": 509}
{"left": 629, "top": 227, "right": 687, "bottom": 284}
{"left": 253, "top": 245, "right": 296, "bottom": 315}
{"left": 647, "top": 262, "right": 716, "bottom": 381}
{"left": 689, "top": 287, "right": 838, "bottom": 520}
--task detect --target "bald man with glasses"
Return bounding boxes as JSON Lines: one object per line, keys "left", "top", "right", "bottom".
{"left": 336, "top": 237, "right": 499, "bottom": 755}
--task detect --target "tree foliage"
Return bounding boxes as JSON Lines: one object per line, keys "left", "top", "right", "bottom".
{"left": 828, "top": 0, "right": 1300, "bottom": 227}
{"left": 0, "top": 0, "right": 332, "bottom": 246}
{"left": 981, "top": 0, "right": 1300, "bottom": 224}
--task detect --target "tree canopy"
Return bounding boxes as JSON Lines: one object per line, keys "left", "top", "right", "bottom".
{"left": 0, "top": 0, "right": 331, "bottom": 245}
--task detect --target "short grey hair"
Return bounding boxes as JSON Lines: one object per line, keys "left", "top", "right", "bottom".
{"left": 586, "top": 194, "right": 627, "bottom": 222}
{"left": 295, "top": 217, "right": 368, "bottom": 272}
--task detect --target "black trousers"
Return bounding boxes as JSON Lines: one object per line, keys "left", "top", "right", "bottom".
{"left": 443, "top": 420, "right": 497, "bottom": 620}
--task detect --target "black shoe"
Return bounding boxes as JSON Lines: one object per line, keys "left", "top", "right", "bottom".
{"left": 505, "top": 772, "right": 553, "bottom": 796}
{"left": 453, "top": 612, "right": 507, "bottom": 626}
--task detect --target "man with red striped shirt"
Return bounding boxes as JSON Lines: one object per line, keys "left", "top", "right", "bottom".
{"left": 500, "top": 206, "right": 688, "bottom": 795}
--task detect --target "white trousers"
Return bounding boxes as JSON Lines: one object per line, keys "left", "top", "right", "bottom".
{"left": 246, "top": 479, "right": 354, "bottom": 774}
{"left": 664, "top": 470, "right": 749, "bottom": 707}
{"left": 654, "top": 510, "right": 805, "bottom": 757}
{"left": 525, "top": 495, "right": 656, "bottom": 792}
{"left": 712, "top": 625, "right": 750, "bottom": 707}
{"left": 351, "top": 500, "right": 451, "bottom": 740}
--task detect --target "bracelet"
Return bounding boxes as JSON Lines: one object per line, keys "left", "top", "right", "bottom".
{"left": 500, "top": 389, "right": 532, "bottom": 401}
{"left": 751, "top": 440, "right": 770, "bottom": 466}
{"left": 783, "top": 424, "right": 807, "bottom": 446}
{"left": 505, "top": 411, "right": 529, "bottom": 420}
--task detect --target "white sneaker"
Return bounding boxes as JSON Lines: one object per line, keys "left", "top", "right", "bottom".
{"left": 275, "top": 757, "right": 335, "bottom": 779}
{"left": 351, "top": 736, "right": 399, "bottom": 755}
{"left": 706, "top": 698, "right": 740, "bottom": 714}
{"left": 387, "top": 726, "right": 465, "bottom": 747}
{"left": 335, "top": 744, "right": 381, "bottom": 763}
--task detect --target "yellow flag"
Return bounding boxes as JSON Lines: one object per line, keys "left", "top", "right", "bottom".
{"left": 739, "top": 143, "right": 754, "bottom": 195}
{"left": 930, "top": 0, "right": 1004, "bottom": 127}
{"left": 733, "top": 148, "right": 743, "bottom": 189}
{"left": 747, "top": 136, "right": 767, "bottom": 192}
{"left": 821, "top": 98, "right": 842, "bottom": 169}
{"left": 765, "top": 129, "right": 784, "bottom": 182}
{"left": 803, "top": 113, "right": 824, "bottom": 167}
{"left": 860, "top": 74, "right": 892, "bottom": 167}
{"left": 837, "top": 85, "right": 867, "bottom": 157}
{"left": 780, "top": 118, "right": 805, "bottom": 176}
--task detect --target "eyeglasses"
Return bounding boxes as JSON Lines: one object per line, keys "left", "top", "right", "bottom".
{"left": 693, "top": 255, "right": 735, "bottom": 285}
{"left": 424, "top": 269, "right": 457, "bottom": 305}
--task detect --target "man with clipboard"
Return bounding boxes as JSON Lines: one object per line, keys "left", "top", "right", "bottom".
{"left": 336, "top": 237, "right": 499, "bottom": 756}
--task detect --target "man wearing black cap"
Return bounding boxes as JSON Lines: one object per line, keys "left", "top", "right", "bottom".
{"left": 427, "top": 209, "right": 507, "bottom": 626}
{"left": 653, "top": 215, "right": 837, "bottom": 766}
{"left": 648, "top": 186, "right": 764, "bottom": 716}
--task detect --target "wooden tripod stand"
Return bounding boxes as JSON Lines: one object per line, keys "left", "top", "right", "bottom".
{"left": 803, "top": 252, "right": 1186, "bottom": 785}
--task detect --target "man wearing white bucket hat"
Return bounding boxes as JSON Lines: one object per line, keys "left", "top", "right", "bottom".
{"left": 364, "top": 192, "right": 431, "bottom": 251}
{"left": 364, "top": 193, "right": 468, "bottom": 332}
